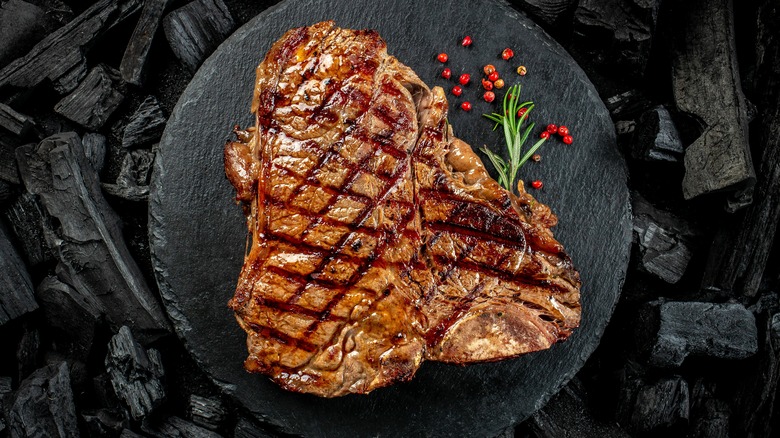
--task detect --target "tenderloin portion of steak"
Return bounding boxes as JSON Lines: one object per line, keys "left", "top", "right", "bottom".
{"left": 224, "top": 21, "right": 581, "bottom": 397}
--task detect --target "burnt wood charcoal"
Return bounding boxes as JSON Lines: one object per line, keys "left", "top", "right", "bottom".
{"left": 142, "top": 415, "right": 223, "bottom": 438}
{"left": 16, "top": 322, "right": 41, "bottom": 381}
{"left": 649, "top": 301, "right": 758, "bottom": 367}
{"left": 54, "top": 65, "right": 125, "bottom": 130}
{"left": 82, "top": 132, "right": 107, "bottom": 174}
{"left": 617, "top": 373, "right": 690, "bottom": 434}
{"left": 120, "top": 429, "right": 145, "bottom": 438}
{"left": 0, "top": 134, "right": 21, "bottom": 184}
{"left": 122, "top": 96, "right": 167, "bottom": 148}
{"left": 190, "top": 394, "right": 227, "bottom": 431}
{"left": 527, "top": 380, "right": 630, "bottom": 438}
{"left": 82, "top": 409, "right": 129, "bottom": 437}
{"left": 0, "top": 0, "right": 141, "bottom": 96}
{"left": 1, "top": 192, "right": 54, "bottom": 267}
{"left": 632, "top": 193, "right": 696, "bottom": 284}
{"left": 0, "top": 0, "right": 50, "bottom": 69}
{"left": 106, "top": 326, "right": 166, "bottom": 421}
{"left": 670, "top": 0, "right": 755, "bottom": 201}
{"left": 15, "top": 132, "right": 170, "bottom": 340}
{"left": 35, "top": 275, "right": 102, "bottom": 359}
{"left": 234, "top": 416, "right": 275, "bottom": 438}
{"left": 0, "top": 223, "right": 38, "bottom": 326}
{"left": 689, "top": 381, "right": 730, "bottom": 438}
{"left": 630, "top": 105, "right": 684, "bottom": 162}
{"left": 0, "top": 376, "right": 11, "bottom": 394}
{"left": 8, "top": 362, "right": 79, "bottom": 438}
{"left": 102, "top": 148, "right": 155, "bottom": 201}
{"left": 163, "top": 0, "right": 235, "bottom": 73}
{"left": 0, "top": 102, "right": 34, "bottom": 136}
{"left": 605, "top": 90, "right": 653, "bottom": 120}
{"left": 121, "top": 0, "right": 174, "bottom": 86}
{"left": 573, "top": 0, "right": 660, "bottom": 78}
{"left": 0, "top": 180, "right": 12, "bottom": 200}
{"left": 509, "top": 0, "right": 577, "bottom": 27}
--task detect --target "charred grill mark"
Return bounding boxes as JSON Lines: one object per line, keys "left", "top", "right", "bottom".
{"left": 247, "top": 322, "right": 318, "bottom": 353}
{"left": 253, "top": 295, "right": 347, "bottom": 323}
{"left": 424, "top": 221, "right": 526, "bottom": 251}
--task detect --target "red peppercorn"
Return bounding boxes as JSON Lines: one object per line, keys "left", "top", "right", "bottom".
{"left": 437, "top": 53, "right": 448, "bottom": 63}
{"left": 517, "top": 108, "right": 527, "bottom": 118}
{"left": 540, "top": 131, "right": 550, "bottom": 139}
{"left": 483, "top": 91, "right": 495, "bottom": 103}
{"left": 461, "top": 101, "right": 472, "bottom": 111}
{"left": 481, "top": 79, "right": 493, "bottom": 91}
{"left": 441, "top": 68, "right": 452, "bottom": 79}
{"left": 483, "top": 64, "right": 496, "bottom": 75}
{"left": 502, "top": 48, "right": 514, "bottom": 60}
{"left": 531, "top": 154, "right": 542, "bottom": 162}
{"left": 451, "top": 85, "right": 462, "bottom": 96}
{"left": 494, "top": 78, "right": 505, "bottom": 89}
{"left": 563, "top": 134, "right": 574, "bottom": 145}
{"left": 488, "top": 71, "right": 499, "bottom": 82}
{"left": 558, "top": 125, "right": 569, "bottom": 136}
{"left": 531, "top": 180, "right": 543, "bottom": 189}
{"left": 461, "top": 36, "right": 472, "bottom": 47}
{"left": 459, "top": 73, "right": 470, "bottom": 85}
{"left": 546, "top": 124, "right": 558, "bottom": 134}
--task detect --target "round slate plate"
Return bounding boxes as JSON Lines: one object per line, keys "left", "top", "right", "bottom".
{"left": 149, "top": 0, "right": 631, "bottom": 436}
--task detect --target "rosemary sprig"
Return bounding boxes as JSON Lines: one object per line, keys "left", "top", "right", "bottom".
{"left": 480, "top": 84, "right": 547, "bottom": 193}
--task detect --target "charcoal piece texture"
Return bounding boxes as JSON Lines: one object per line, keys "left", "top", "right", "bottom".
{"left": 0, "top": 0, "right": 141, "bottom": 95}
{"left": 190, "top": 395, "right": 227, "bottom": 431}
{"left": 670, "top": 0, "right": 754, "bottom": 200}
{"left": 82, "top": 132, "right": 107, "bottom": 174}
{"left": 15, "top": 132, "right": 170, "bottom": 340}
{"left": 54, "top": 65, "right": 125, "bottom": 130}
{"left": 122, "top": 96, "right": 167, "bottom": 148}
{"left": 234, "top": 417, "right": 275, "bottom": 438}
{"left": 605, "top": 89, "right": 653, "bottom": 120}
{"left": 573, "top": 0, "right": 660, "bottom": 78}
{"left": 16, "top": 322, "right": 40, "bottom": 381}
{"left": 103, "top": 148, "right": 155, "bottom": 201}
{"left": 632, "top": 193, "right": 695, "bottom": 283}
{"left": 163, "top": 0, "right": 235, "bottom": 73}
{"left": 36, "top": 275, "right": 102, "bottom": 358}
{"left": 630, "top": 105, "right": 684, "bottom": 162}
{"left": 0, "top": 376, "right": 12, "bottom": 394}
{"left": 0, "top": 0, "right": 49, "bottom": 69}
{"left": 617, "top": 374, "right": 690, "bottom": 433}
{"left": 121, "top": 0, "right": 174, "bottom": 85}
{"left": 689, "top": 381, "right": 729, "bottom": 438}
{"left": 82, "top": 409, "right": 129, "bottom": 437}
{"left": 106, "top": 326, "right": 166, "bottom": 421}
{"left": 0, "top": 223, "right": 38, "bottom": 326}
{"left": 0, "top": 136, "right": 21, "bottom": 184}
{"left": 1, "top": 191, "right": 54, "bottom": 267}
{"left": 142, "top": 415, "right": 222, "bottom": 438}
{"left": 649, "top": 301, "right": 758, "bottom": 367}
{"left": 0, "top": 102, "right": 35, "bottom": 136}
{"left": 8, "top": 362, "right": 79, "bottom": 438}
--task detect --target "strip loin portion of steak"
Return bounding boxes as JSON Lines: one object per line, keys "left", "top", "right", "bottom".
{"left": 224, "top": 21, "right": 581, "bottom": 397}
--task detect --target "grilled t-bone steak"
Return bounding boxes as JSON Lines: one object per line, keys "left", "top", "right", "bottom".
{"left": 224, "top": 21, "right": 581, "bottom": 397}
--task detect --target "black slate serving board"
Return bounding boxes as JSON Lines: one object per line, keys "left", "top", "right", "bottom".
{"left": 149, "top": 0, "right": 631, "bottom": 436}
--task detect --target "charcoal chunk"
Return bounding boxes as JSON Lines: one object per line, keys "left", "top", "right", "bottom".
{"left": 15, "top": 132, "right": 170, "bottom": 340}
{"left": 649, "top": 301, "right": 758, "bottom": 367}
{"left": 8, "top": 362, "right": 79, "bottom": 438}
{"left": 234, "top": 416, "right": 275, "bottom": 438}
{"left": 142, "top": 415, "right": 222, "bottom": 438}
{"left": 0, "top": 133, "right": 21, "bottom": 184}
{"left": 690, "top": 381, "right": 730, "bottom": 438}
{"left": 573, "top": 0, "right": 660, "bottom": 78}
{"left": 36, "top": 275, "right": 102, "bottom": 358}
{"left": 630, "top": 105, "right": 684, "bottom": 162}
{"left": 0, "top": 0, "right": 49, "bottom": 68}
{"left": 122, "top": 96, "right": 167, "bottom": 148}
{"left": 0, "top": 0, "right": 141, "bottom": 95}
{"left": 190, "top": 394, "right": 227, "bottom": 431}
{"left": 82, "top": 132, "right": 107, "bottom": 174}
{"left": 163, "top": 0, "right": 235, "bottom": 73}
{"left": 617, "top": 373, "right": 690, "bottom": 433}
{"left": 670, "top": 0, "right": 755, "bottom": 200}
{"left": 0, "top": 222, "right": 38, "bottom": 326}
{"left": 106, "top": 326, "right": 166, "bottom": 421}
{"left": 0, "top": 376, "right": 12, "bottom": 394}
{"left": 103, "top": 148, "right": 155, "bottom": 201}
{"left": 16, "top": 321, "right": 41, "bottom": 380}
{"left": 121, "top": 0, "right": 173, "bottom": 85}
{"left": 632, "top": 193, "right": 696, "bottom": 283}
{"left": 82, "top": 409, "right": 129, "bottom": 437}
{"left": 54, "top": 65, "right": 125, "bottom": 130}
{"left": 0, "top": 102, "right": 35, "bottom": 136}
{"left": 605, "top": 89, "right": 653, "bottom": 120}
{"left": 1, "top": 191, "right": 54, "bottom": 267}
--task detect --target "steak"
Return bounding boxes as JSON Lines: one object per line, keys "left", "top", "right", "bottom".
{"left": 224, "top": 21, "right": 581, "bottom": 397}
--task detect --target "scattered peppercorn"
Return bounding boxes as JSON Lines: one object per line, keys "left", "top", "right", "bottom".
{"left": 483, "top": 91, "right": 496, "bottom": 103}
{"left": 451, "top": 85, "right": 463, "bottom": 96}
{"left": 516, "top": 65, "right": 527, "bottom": 76}
{"left": 483, "top": 64, "right": 496, "bottom": 75}
{"left": 546, "top": 124, "right": 558, "bottom": 134}
{"left": 459, "top": 73, "right": 471, "bottom": 85}
{"left": 531, "top": 180, "right": 543, "bottom": 189}
{"left": 540, "top": 131, "right": 550, "bottom": 139}
{"left": 502, "top": 48, "right": 514, "bottom": 60}
{"left": 481, "top": 79, "right": 493, "bottom": 90}
{"left": 437, "top": 53, "right": 448, "bottom": 63}
{"left": 494, "top": 78, "right": 505, "bottom": 89}
{"left": 558, "top": 125, "right": 569, "bottom": 136}
{"left": 488, "top": 71, "right": 499, "bottom": 82}
{"left": 461, "top": 101, "right": 472, "bottom": 111}
{"left": 531, "top": 154, "right": 542, "bottom": 162}
{"left": 461, "top": 36, "right": 472, "bottom": 47}
{"left": 517, "top": 107, "right": 527, "bottom": 118}
{"left": 563, "top": 134, "right": 574, "bottom": 144}
{"left": 441, "top": 68, "right": 452, "bottom": 79}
